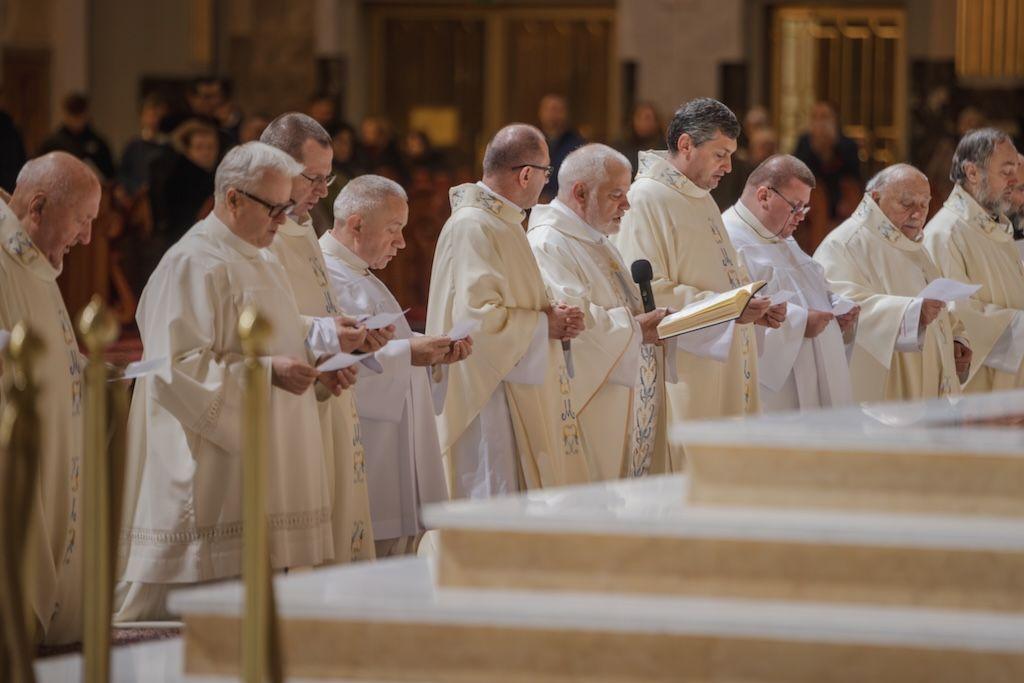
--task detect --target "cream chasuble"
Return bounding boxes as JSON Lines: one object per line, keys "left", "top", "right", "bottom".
{"left": 266, "top": 216, "right": 374, "bottom": 561}
{"left": 613, "top": 150, "right": 760, "bottom": 464}
{"left": 723, "top": 202, "right": 854, "bottom": 411}
{"left": 528, "top": 200, "right": 673, "bottom": 478}
{"left": 426, "top": 183, "right": 587, "bottom": 497}
{"left": 319, "top": 231, "right": 449, "bottom": 541}
{"left": 0, "top": 196, "right": 84, "bottom": 644}
{"left": 119, "top": 214, "right": 333, "bottom": 586}
{"left": 814, "top": 195, "right": 963, "bottom": 402}
{"left": 924, "top": 184, "right": 1024, "bottom": 392}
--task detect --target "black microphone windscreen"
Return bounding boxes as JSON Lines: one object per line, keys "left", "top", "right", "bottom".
{"left": 631, "top": 259, "right": 653, "bottom": 285}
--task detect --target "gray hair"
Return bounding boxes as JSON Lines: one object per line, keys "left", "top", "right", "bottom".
{"left": 214, "top": 142, "right": 304, "bottom": 202}
{"left": 556, "top": 144, "right": 631, "bottom": 200}
{"left": 333, "top": 174, "right": 408, "bottom": 223}
{"left": 666, "top": 98, "right": 740, "bottom": 154}
{"left": 950, "top": 127, "right": 1014, "bottom": 183}
{"left": 259, "top": 112, "right": 331, "bottom": 162}
{"left": 482, "top": 123, "right": 547, "bottom": 176}
{"left": 745, "top": 154, "right": 815, "bottom": 191}
{"left": 866, "top": 163, "right": 927, "bottom": 194}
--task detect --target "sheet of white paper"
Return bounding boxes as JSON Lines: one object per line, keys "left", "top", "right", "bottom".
{"left": 113, "top": 356, "right": 169, "bottom": 382}
{"left": 0, "top": 330, "right": 9, "bottom": 354}
{"left": 446, "top": 318, "right": 481, "bottom": 341}
{"left": 317, "top": 351, "right": 375, "bottom": 372}
{"left": 917, "top": 278, "right": 982, "bottom": 303}
{"left": 769, "top": 289, "right": 797, "bottom": 306}
{"left": 357, "top": 308, "right": 410, "bottom": 330}
{"left": 832, "top": 299, "right": 857, "bottom": 316}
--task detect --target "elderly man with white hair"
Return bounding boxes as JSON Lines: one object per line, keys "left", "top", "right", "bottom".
{"left": 815, "top": 164, "right": 971, "bottom": 402}
{"left": 0, "top": 152, "right": 99, "bottom": 644}
{"left": 320, "top": 175, "right": 471, "bottom": 556}
{"left": 723, "top": 154, "right": 858, "bottom": 412}
{"left": 527, "top": 144, "right": 673, "bottom": 479}
{"left": 261, "top": 112, "right": 390, "bottom": 563}
{"left": 923, "top": 128, "right": 1024, "bottom": 394}
{"left": 116, "top": 142, "right": 341, "bottom": 621}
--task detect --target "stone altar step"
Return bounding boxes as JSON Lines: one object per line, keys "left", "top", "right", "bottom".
{"left": 170, "top": 557, "right": 1024, "bottom": 682}
{"left": 423, "top": 475, "right": 1024, "bottom": 612}
{"left": 673, "top": 390, "right": 1024, "bottom": 516}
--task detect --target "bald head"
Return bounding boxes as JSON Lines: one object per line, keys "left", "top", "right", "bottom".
{"left": 866, "top": 164, "right": 931, "bottom": 241}
{"left": 15, "top": 151, "right": 99, "bottom": 204}
{"left": 481, "top": 123, "right": 549, "bottom": 209}
{"left": 10, "top": 152, "right": 100, "bottom": 268}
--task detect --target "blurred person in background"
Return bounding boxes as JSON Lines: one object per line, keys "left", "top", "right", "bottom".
{"left": 118, "top": 92, "right": 171, "bottom": 196}
{"left": 793, "top": 101, "right": 862, "bottom": 221}
{"left": 39, "top": 93, "right": 116, "bottom": 180}
{"left": 538, "top": 93, "right": 585, "bottom": 200}
{"left": 613, "top": 101, "right": 663, "bottom": 175}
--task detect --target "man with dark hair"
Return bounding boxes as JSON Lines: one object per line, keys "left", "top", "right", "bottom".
{"left": 723, "top": 154, "right": 858, "bottom": 411}
{"left": 793, "top": 101, "right": 862, "bottom": 220}
{"left": 614, "top": 98, "right": 783, "bottom": 467}
{"left": 426, "top": 123, "right": 588, "bottom": 498}
{"left": 38, "top": 93, "right": 116, "bottom": 179}
{"left": 923, "top": 128, "right": 1024, "bottom": 393}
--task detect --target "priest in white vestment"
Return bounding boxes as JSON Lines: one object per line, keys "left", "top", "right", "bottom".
{"left": 923, "top": 128, "right": 1024, "bottom": 393}
{"left": 723, "top": 154, "right": 858, "bottom": 412}
{"left": 116, "top": 143, "right": 341, "bottom": 620}
{"left": 426, "top": 124, "right": 589, "bottom": 498}
{"left": 322, "top": 175, "right": 472, "bottom": 556}
{"left": 613, "top": 98, "right": 783, "bottom": 468}
{"left": 0, "top": 153, "right": 98, "bottom": 644}
{"left": 528, "top": 144, "right": 675, "bottom": 479}
{"left": 261, "top": 113, "right": 392, "bottom": 563}
{"left": 814, "top": 164, "right": 972, "bottom": 402}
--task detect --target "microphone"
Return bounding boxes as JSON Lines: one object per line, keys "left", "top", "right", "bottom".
{"left": 631, "top": 259, "right": 657, "bottom": 313}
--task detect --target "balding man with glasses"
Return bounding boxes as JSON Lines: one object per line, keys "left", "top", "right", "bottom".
{"left": 116, "top": 142, "right": 346, "bottom": 621}
{"left": 723, "top": 154, "right": 858, "bottom": 412}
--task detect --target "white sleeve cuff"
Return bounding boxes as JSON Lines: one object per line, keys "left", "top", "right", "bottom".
{"left": 895, "top": 298, "right": 925, "bottom": 352}
{"left": 306, "top": 316, "right": 341, "bottom": 358}
{"left": 505, "top": 314, "right": 549, "bottom": 385}
{"left": 984, "top": 310, "right": 1024, "bottom": 373}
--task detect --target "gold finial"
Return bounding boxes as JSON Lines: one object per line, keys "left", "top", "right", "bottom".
{"left": 6, "top": 321, "right": 44, "bottom": 379}
{"left": 238, "top": 306, "right": 272, "bottom": 357}
{"left": 77, "top": 296, "right": 120, "bottom": 354}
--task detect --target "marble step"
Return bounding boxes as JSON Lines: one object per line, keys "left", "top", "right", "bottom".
{"left": 422, "top": 475, "right": 1024, "bottom": 612}
{"left": 170, "top": 557, "right": 1024, "bottom": 683}
{"left": 673, "top": 390, "right": 1024, "bottom": 516}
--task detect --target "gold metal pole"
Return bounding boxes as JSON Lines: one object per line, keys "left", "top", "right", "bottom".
{"left": 238, "top": 306, "right": 281, "bottom": 683}
{"left": 78, "top": 296, "right": 121, "bottom": 683}
{"left": 0, "top": 322, "right": 44, "bottom": 683}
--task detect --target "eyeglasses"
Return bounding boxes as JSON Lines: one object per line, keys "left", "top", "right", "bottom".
{"left": 769, "top": 186, "right": 811, "bottom": 217}
{"left": 234, "top": 188, "right": 295, "bottom": 218}
{"left": 301, "top": 172, "right": 337, "bottom": 187}
{"left": 511, "top": 163, "right": 554, "bottom": 179}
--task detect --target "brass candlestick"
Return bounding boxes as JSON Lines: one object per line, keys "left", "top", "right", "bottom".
{"left": 0, "top": 322, "right": 44, "bottom": 683}
{"left": 78, "top": 296, "right": 121, "bottom": 683}
{"left": 238, "top": 306, "right": 282, "bottom": 683}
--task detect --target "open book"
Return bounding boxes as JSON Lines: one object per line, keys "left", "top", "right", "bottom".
{"left": 657, "top": 280, "right": 767, "bottom": 340}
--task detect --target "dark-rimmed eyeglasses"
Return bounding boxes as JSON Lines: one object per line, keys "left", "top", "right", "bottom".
{"left": 300, "top": 172, "right": 337, "bottom": 187}
{"left": 769, "top": 186, "right": 811, "bottom": 217}
{"left": 511, "top": 163, "right": 554, "bottom": 179}
{"left": 235, "top": 188, "right": 295, "bottom": 218}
